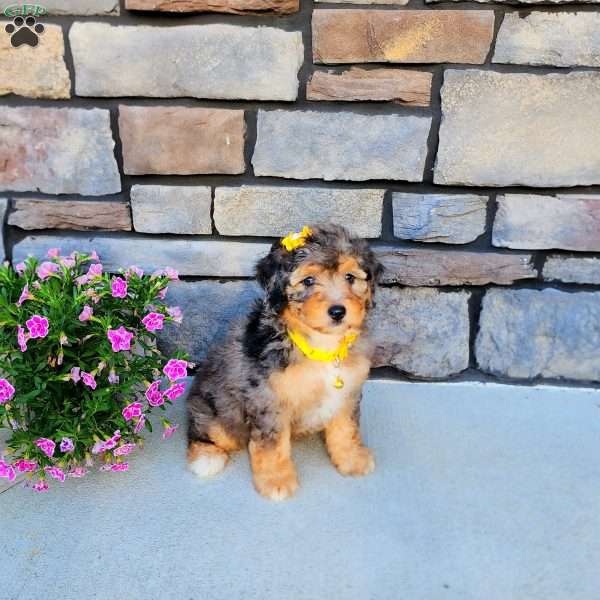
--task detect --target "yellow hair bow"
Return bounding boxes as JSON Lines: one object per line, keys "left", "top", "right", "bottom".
{"left": 281, "top": 226, "right": 312, "bottom": 252}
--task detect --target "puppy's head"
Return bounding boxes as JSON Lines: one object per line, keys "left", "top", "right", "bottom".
{"left": 256, "top": 224, "right": 383, "bottom": 336}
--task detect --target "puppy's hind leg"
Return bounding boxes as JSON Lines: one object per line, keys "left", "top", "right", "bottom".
{"left": 188, "top": 423, "right": 241, "bottom": 479}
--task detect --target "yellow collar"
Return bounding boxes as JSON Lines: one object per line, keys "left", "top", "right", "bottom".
{"left": 288, "top": 330, "right": 358, "bottom": 363}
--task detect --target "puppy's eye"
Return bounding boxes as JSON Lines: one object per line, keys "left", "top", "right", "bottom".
{"left": 302, "top": 276, "right": 316, "bottom": 287}
{"left": 345, "top": 273, "right": 356, "bottom": 284}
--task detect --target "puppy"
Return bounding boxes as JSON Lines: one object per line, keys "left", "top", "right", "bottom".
{"left": 186, "top": 224, "right": 383, "bottom": 500}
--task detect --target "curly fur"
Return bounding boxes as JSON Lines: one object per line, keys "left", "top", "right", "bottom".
{"left": 186, "top": 224, "right": 383, "bottom": 499}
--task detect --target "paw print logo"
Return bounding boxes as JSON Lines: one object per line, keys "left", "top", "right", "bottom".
{"left": 5, "top": 16, "right": 44, "bottom": 48}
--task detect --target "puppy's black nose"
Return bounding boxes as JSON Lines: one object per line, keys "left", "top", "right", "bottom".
{"left": 328, "top": 305, "right": 346, "bottom": 322}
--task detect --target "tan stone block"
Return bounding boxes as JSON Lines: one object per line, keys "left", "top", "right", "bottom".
{"left": 0, "top": 25, "right": 70, "bottom": 99}
{"left": 307, "top": 67, "right": 432, "bottom": 106}
{"left": 312, "top": 10, "right": 494, "bottom": 64}
{"left": 119, "top": 106, "right": 246, "bottom": 175}
{"left": 9, "top": 199, "right": 131, "bottom": 231}
{"left": 125, "top": 0, "right": 298, "bottom": 14}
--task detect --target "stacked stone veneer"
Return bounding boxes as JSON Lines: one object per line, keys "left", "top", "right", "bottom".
{"left": 2, "top": 1, "right": 600, "bottom": 385}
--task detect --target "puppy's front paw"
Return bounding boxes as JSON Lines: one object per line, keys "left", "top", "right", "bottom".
{"left": 333, "top": 446, "right": 375, "bottom": 477}
{"left": 253, "top": 469, "right": 299, "bottom": 501}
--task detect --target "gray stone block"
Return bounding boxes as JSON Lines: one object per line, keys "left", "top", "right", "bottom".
{"left": 0, "top": 107, "right": 120, "bottom": 196}
{"left": 494, "top": 13, "right": 600, "bottom": 68}
{"left": 368, "top": 287, "right": 471, "bottom": 379}
{"left": 427, "top": 0, "right": 600, "bottom": 4}
{"left": 252, "top": 110, "right": 431, "bottom": 182}
{"left": 70, "top": 23, "right": 303, "bottom": 101}
{"left": 315, "top": 0, "right": 408, "bottom": 3}
{"left": 543, "top": 257, "right": 600, "bottom": 285}
{"left": 476, "top": 288, "right": 600, "bottom": 382}
{"left": 434, "top": 70, "right": 600, "bottom": 188}
{"left": 43, "top": 0, "right": 119, "bottom": 14}
{"left": 131, "top": 186, "right": 212, "bottom": 235}
{"left": 377, "top": 248, "right": 536, "bottom": 287}
{"left": 214, "top": 186, "right": 383, "bottom": 238}
{"left": 158, "top": 281, "right": 261, "bottom": 363}
{"left": 13, "top": 235, "right": 270, "bottom": 277}
{"left": 392, "top": 193, "right": 487, "bottom": 244}
{"left": 493, "top": 194, "right": 600, "bottom": 251}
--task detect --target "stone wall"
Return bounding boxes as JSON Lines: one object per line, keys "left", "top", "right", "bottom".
{"left": 1, "top": 0, "right": 600, "bottom": 386}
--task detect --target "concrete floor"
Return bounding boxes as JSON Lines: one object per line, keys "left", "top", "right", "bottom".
{"left": 2, "top": 380, "right": 600, "bottom": 600}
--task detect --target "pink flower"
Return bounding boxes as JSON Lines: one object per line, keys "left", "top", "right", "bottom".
{"left": 60, "top": 256, "right": 75, "bottom": 268}
{"left": 44, "top": 466, "right": 66, "bottom": 482}
{"left": 125, "top": 265, "right": 144, "bottom": 279}
{"left": 167, "top": 306, "right": 183, "bottom": 323}
{"left": 81, "top": 372, "right": 97, "bottom": 390}
{"left": 17, "top": 326, "right": 28, "bottom": 352}
{"left": 163, "top": 359, "right": 188, "bottom": 382}
{"left": 111, "top": 277, "right": 128, "bottom": 299}
{"left": 47, "top": 248, "right": 60, "bottom": 258}
{"left": 90, "top": 251, "right": 99, "bottom": 261}
{"left": 36, "top": 261, "right": 59, "bottom": 280}
{"left": 165, "top": 268, "right": 179, "bottom": 281}
{"left": 0, "top": 378, "right": 15, "bottom": 404}
{"left": 68, "top": 467, "right": 88, "bottom": 478}
{"left": 134, "top": 415, "right": 146, "bottom": 434}
{"left": 15, "top": 262, "right": 26, "bottom": 275}
{"left": 108, "top": 370, "right": 120, "bottom": 385}
{"left": 114, "top": 443, "right": 136, "bottom": 457}
{"left": 142, "top": 312, "right": 165, "bottom": 332}
{"left": 16, "top": 283, "right": 32, "bottom": 307}
{"left": 75, "top": 274, "right": 89, "bottom": 286}
{"left": 91, "top": 441, "right": 105, "bottom": 454}
{"left": 122, "top": 402, "right": 143, "bottom": 422}
{"left": 158, "top": 287, "right": 168, "bottom": 300}
{"left": 91, "top": 430, "right": 121, "bottom": 454}
{"left": 14, "top": 459, "right": 37, "bottom": 472}
{"left": 0, "top": 460, "right": 16, "bottom": 482}
{"left": 32, "top": 480, "right": 49, "bottom": 492}
{"left": 35, "top": 438, "right": 56, "bottom": 458}
{"left": 145, "top": 381, "right": 164, "bottom": 407}
{"left": 70, "top": 367, "right": 81, "bottom": 383}
{"left": 162, "top": 424, "right": 179, "bottom": 440}
{"left": 107, "top": 326, "right": 134, "bottom": 352}
{"left": 79, "top": 305, "right": 93, "bottom": 322}
{"left": 60, "top": 437, "right": 75, "bottom": 453}
{"left": 164, "top": 383, "right": 186, "bottom": 401}
{"left": 26, "top": 315, "right": 49, "bottom": 339}
{"left": 111, "top": 463, "right": 129, "bottom": 472}
{"left": 87, "top": 263, "right": 103, "bottom": 279}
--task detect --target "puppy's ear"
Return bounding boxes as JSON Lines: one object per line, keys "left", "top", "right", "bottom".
{"left": 255, "top": 243, "right": 290, "bottom": 313}
{"left": 360, "top": 249, "right": 384, "bottom": 301}
{"left": 255, "top": 244, "right": 281, "bottom": 290}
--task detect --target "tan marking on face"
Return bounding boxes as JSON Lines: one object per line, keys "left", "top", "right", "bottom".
{"left": 284, "top": 256, "right": 371, "bottom": 335}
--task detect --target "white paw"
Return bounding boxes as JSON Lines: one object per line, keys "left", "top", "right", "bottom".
{"left": 188, "top": 451, "right": 228, "bottom": 478}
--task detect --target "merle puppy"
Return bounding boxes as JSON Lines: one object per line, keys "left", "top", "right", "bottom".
{"left": 186, "top": 224, "right": 382, "bottom": 500}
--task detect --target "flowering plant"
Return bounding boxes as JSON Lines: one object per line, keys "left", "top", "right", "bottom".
{"left": 0, "top": 249, "right": 188, "bottom": 492}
